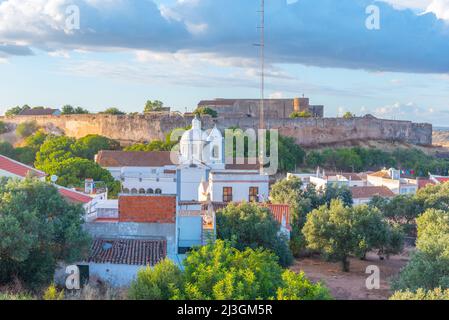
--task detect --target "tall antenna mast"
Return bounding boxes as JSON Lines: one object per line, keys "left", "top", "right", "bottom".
{"left": 258, "top": 0, "right": 265, "bottom": 131}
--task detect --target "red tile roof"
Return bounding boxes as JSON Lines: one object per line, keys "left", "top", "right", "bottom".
{"left": 435, "top": 177, "right": 449, "bottom": 183}
{"left": 418, "top": 179, "right": 435, "bottom": 189}
{"left": 58, "top": 187, "right": 93, "bottom": 204}
{"left": 0, "top": 155, "right": 46, "bottom": 178}
{"left": 89, "top": 239, "right": 167, "bottom": 266}
{"left": 96, "top": 151, "right": 176, "bottom": 167}
{"left": 351, "top": 186, "right": 395, "bottom": 199}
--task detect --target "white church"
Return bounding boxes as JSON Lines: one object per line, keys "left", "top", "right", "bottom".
{"left": 95, "top": 116, "right": 270, "bottom": 203}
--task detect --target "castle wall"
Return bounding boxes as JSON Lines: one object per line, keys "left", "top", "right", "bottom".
{"left": 0, "top": 114, "right": 433, "bottom": 147}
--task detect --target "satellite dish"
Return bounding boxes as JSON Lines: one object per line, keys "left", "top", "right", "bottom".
{"left": 50, "top": 175, "right": 58, "bottom": 183}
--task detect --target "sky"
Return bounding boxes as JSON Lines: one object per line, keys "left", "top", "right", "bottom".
{"left": 0, "top": 0, "right": 448, "bottom": 125}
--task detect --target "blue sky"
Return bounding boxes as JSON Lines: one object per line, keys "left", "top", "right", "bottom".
{"left": 0, "top": 0, "right": 448, "bottom": 125}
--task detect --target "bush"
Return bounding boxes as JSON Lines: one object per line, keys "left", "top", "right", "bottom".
{"left": 0, "top": 121, "right": 9, "bottom": 134}
{"left": 16, "top": 121, "right": 38, "bottom": 138}
{"left": 43, "top": 284, "right": 64, "bottom": 300}
{"left": 216, "top": 202, "right": 293, "bottom": 267}
{"left": 194, "top": 107, "right": 218, "bottom": 118}
{"left": 390, "top": 288, "right": 449, "bottom": 300}
{"left": 128, "top": 259, "right": 183, "bottom": 300}
{"left": 277, "top": 270, "right": 332, "bottom": 300}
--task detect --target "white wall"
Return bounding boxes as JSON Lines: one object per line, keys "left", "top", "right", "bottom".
{"left": 179, "top": 166, "right": 208, "bottom": 201}
{"left": 209, "top": 173, "right": 269, "bottom": 203}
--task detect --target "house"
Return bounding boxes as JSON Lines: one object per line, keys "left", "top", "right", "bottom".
{"left": 417, "top": 174, "right": 449, "bottom": 189}
{"left": 288, "top": 169, "right": 366, "bottom": 191}
{"left": 19, "top": 108, "right": 61, "bottom": 116}
{"left": 351, "top": 186, "right": 396, "bottom": 205}
{"left": 367, "top": 168, "right": 418, "bottom": 195}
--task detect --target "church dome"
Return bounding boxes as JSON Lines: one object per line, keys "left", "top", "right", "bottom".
{"left": 181, "top": 116, "right": 207, "bottom": 143}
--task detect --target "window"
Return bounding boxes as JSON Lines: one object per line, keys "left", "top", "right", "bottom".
{"left": 155, "top": 188, "right": 162, "bottom": 194}
{"left": 147, "top": 188, "right": 154, "bottom": 194}
{"left": 249, "top": 187, "right": 259, "bottom": 202}
{"left": 212, "top": 145, "right": 219, "bottom": 159}
{"left": 139, "top": 188, "right": 146, "bottom": 194}
{"left": 131, "top": 188, "right": 138, "bottom": 194}
{"left": 122, "top": 188, "right": 130, "bottom": 194}
{"left": 223, "top": 187, "right": 233, "bottom": 203}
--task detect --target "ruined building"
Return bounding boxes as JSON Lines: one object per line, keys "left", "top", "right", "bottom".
{"left": 198, "top": 97, "right": 324, "bottom": 118}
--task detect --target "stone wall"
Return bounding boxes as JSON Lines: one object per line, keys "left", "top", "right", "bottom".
{"left": 0, "top": 113, "right": 433, "bottom": 147}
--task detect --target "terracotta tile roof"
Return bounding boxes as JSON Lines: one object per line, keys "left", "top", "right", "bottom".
{"left": 0, "top": 155, "right": 46, "bottom": 178}
{"left": 19, "top": 108, "right": 59, "bottom": 116}
{"left": 418, "top": 179, "right": 435, "bottom": 189}
{"left": 368, "top": 170, "right": 392, "bottom": 179}
{"left": 89, "top": 239, "right": 167, "bottom": 266}
{"left": 96, "top": 151, "right": 176, "bottom": 167}
{"left": 351, "top": 186, "right": 395, "bottom": 199}
{"left": 340, "top": 173, "right": 363, "bottom": 181}
{"left": 435, "top": 177, "right": 449, "bottom": 183}
{"left": 57, "top": 187, "right": 93, "bottom": 204}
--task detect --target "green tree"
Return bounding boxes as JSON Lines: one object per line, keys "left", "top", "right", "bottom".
{"left": 0, "top": 178, "right": 91, "bottom": 289}
{"left": 175, "top": 240, "right": 331, "bottom": 300}
{"left": 16, "top": 121, "right": 38, "bottom": 138}
{"left": 303, "top": 200, "right": 360, "bottom": 271}
{"left": 100, "top": 107, "right": 126, "bottom": 115}
{"left": 193, "top": 107, "right": 218, "bottom": 118}
{"left": 270, "top": 177, "right": 320, "bottom": 256}
{"left": 61, "top": 105, "right": 89, "bottom": 115}
{"left": 129, "top": 259, "right": 183, "bottom": 300}
{"left": 393, "top": 209, "right": 449, "bottom": 291}
{"left": 323, "top": 184, "right": 353, "bottom": 207}
{"left": 144, "top": 100, "right": 164, "bottom": 113}
{"left": 290, "top": 111, "right": 312, "bottom": 118}
{"left": 216, "top": 202, "right": 293, "bottom": 267}
{"left": 35, "top": 136, "right": 77, "bottom": 168}
{"left": 415, "top": 182, "right": 449, "bottom": 211}
{"left": 343, "top": 112, "right": 355, "bottom": 119}
{"left": 5, "top": 105, "right": 30, "bottom": 116}
{"left": 72, "top": 135, "right": 120, "bottom": 160}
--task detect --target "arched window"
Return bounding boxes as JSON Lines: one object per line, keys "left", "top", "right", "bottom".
{"left": 147, "top": 188, "right": 154, "bottom": 194}
{"left": 212, "top": 145, "right": 219, "bottom": 159}
{"left": 123, "top": 188, "right": 130, "bottom": 194}
{"left": 131, "top": 188, "right": 138, "bottom": 194}
{"left": 155, "top": 188, "right": 162, "bottom": 194}
{"left": 139, "top": 188, "right": 146, "bottom": 194}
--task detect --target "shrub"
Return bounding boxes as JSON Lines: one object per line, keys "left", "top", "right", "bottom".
{"left": 16, "top": 121, "right": 38, "bottom": 138}
{"left": 128, "top": 259, "right": 183, "bottom": 300}
{"left": 43, "top": 284, "right": 65, "bottom": 300}
{"left": 0, "top": 121, "right": 9, "bottom": 134}
{"left": 194, "top": 107, "right": 218, "bottom": 118}
{"left": 390, "top": 288, "right": 449, "bottom": 300}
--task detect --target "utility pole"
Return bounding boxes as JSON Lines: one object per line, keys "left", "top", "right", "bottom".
{"left": 258, "top": 0, "right": 265, "bottom": 131}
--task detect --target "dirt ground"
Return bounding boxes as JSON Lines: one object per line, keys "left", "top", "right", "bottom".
{"left": 290, "top": 249, "right": 412, "bottom": 300}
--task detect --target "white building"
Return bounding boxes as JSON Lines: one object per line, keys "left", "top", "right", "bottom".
{"left": 367, "top": 168, "right": 418, "bottom": 195}
{"left": 96, "top": 116, "right": 270, "bottom": 204}
{"left": 288, "top": 169, "right": 365, "bottom": 191}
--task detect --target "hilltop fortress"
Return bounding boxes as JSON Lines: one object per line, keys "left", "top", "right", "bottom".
{"left": 0, "top": 97, "right": 432, "bottom": 147}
